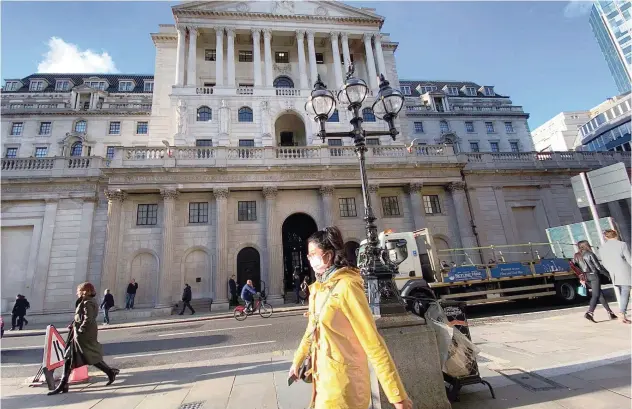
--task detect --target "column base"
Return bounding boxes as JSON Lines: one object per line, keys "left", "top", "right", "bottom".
{"left": 369, "top": 313, "right": 451, "bottom": 409}
{"left": 265, "top": 294, "right": 285, "bottom": 306}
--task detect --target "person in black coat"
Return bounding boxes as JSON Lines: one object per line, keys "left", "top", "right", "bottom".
{"left": 293, "top": 266, "right": 301, "bottom": 304}
{"left": 11, "top": 294, "right": 30, "bottom": 330}
{"left": 576, "top": 241, "right": 617, "bottom": 323}
{"left": 179, "top": 284, "right": 195, "bottom": 315}
{"left": 100, "top": 289, "right": 115, "bottom": 325}
{"left": 229, "top": 275, "right": 238, "bottom": 307}
{"left": 125, "top": 279, "right": 138, "bottom": 310}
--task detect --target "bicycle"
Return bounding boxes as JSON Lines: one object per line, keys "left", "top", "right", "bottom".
{"left": 234, "top": 282, "right": 273, "bottom": 321}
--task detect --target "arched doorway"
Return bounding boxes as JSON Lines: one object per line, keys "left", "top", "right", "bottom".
{"left": 282, "top": 213, "right": 318, "bottom": 290}
{"left": 275, "top": 112, "right": 307, "bottom": 147}
{"left": 130, "top": 252, "right": 158, "bottom": 307}
{"left": 344, "top": 241, "right": 360, "bottom": 267}
{"left": 236, "top": 247, "right": 261, "bottom": 291}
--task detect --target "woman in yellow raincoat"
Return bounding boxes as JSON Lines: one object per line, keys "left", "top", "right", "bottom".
{"left": 289, "top": 226, "right": 412, "bottom": 409}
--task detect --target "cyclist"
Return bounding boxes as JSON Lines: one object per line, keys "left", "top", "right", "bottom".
{"left": 240, "top": 279, "right": 257, "bottom": 313}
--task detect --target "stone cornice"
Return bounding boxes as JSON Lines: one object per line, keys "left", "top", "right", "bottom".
{"left": 173, "top": 10, "right": 382, "bottom": 27}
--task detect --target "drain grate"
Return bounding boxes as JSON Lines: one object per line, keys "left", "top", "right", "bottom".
{"left": 178, "top": 401, "right": 206, "bottom": 409}
{"left": 496, "top": 368, "right": 566, "bottom": 392}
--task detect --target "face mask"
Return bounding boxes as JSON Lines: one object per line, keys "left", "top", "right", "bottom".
{"left": 309, "top": 255, "right": 328, "bottom": 276}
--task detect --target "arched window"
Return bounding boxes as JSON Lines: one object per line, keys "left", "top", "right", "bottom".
{"left": 362, "top": 108, "right": 376, "bottom": 122}
{"left": 440, "top": 120, "right": 449, "bottom": 133}
{"left": 197, "top": 106, "right": 212, "bottom": 122}
{"left": 238, "top": 106, "right": 253, "bottom": 122}
{"left": 74, "top": 120, "right": 87, "bottom": 133}
{"left": 273, "top": 76, "right": 294, "bottom": 88}
{"left": 327, "top": 109, "right": 339, "bottom": 123}
{"left": 70, "top": 141, "right": 83, "bottom": 156}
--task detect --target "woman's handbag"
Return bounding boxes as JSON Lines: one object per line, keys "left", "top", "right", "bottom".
{"left": 578, "top": 285, "right": 587, "bottom": 297}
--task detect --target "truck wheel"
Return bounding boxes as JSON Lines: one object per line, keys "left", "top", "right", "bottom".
{"left": 555, "top": 281, "right": 577, "bottom": 303}
{"left": 408, "top": 288, "right": 436, "bottom": 316}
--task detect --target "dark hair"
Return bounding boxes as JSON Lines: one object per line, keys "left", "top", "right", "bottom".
{"left": 77, "top": 282, "right": 96, "bottom": 297}
{"left": 578, "top": 240, "right": 591, "bottom": 252}
{"left": 308, "top": 226, "right": 349, "bottom": 268}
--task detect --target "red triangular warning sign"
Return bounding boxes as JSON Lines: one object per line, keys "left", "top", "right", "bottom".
{"left": 42, "top": 325, "right": 66, "bottom": 371}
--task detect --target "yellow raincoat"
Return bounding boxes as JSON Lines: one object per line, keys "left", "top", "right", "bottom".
{"left": 292, "top": 267, "right": 408, "bottom": 409}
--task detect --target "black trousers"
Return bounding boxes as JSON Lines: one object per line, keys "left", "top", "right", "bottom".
{"left": 180, "top": 300, "right": 195, "bottom": 314}
{"left": 11, "top": 314, "right": 26, "bottom": 330}
{"left": 230, "top": 292, "right": 238, "bottom": 307}
{"left": 587, "top": 273, "right": 613, "bottom": 314}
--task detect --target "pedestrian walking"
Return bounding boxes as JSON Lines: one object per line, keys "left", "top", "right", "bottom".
{"left": 229, "top": 275, "right": 238, "bottom": 307}
{"left": 599, "top": 230, "right": 632, "bottom": 324}
{"left": 289, "top": 226, "right": 412, "bottom": 409}
{"left": 10, "top": 294, "right": 30, "bottom": 331}
{"left": 100, "top": 289, "right": 115, "bottom": 325}
{"left": 575, "top": 241, "right": 617, "bottom": 323}
{"left": 48, "top": 282, "right": 119, "bottom": 395}
{"left": 125, "top": 279, "right": 138, "bottom": 310}
{"left": 293, "top": 266, "right": 301, "bottom": 304}
{"left": 179, "top": 283, "right": 195, "bottom": 315}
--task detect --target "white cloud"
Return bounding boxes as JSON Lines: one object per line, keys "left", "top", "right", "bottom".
{"left": 563, "top": 1, "right": 593, "bottom": 18}
{"left": 37, "top": 37, "right": 119, "bottom": 73}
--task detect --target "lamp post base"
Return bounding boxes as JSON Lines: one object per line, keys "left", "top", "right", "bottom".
{"left": 369, "top": 313, "right": 451, "bottom": 409}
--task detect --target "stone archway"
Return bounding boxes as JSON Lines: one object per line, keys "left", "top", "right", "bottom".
{"left": 344, "top": 241, "right": 360, "bottom": 267}
{"left": 236, "top": 247, "right": 261, "bottom": 291}
{"left": 182, "top": 248, "right": 211, "bottom": 299}
{"left": 282, "top": 213, "right": 318, "bottom": 290}
{"left": 130, "top": 252, "right": 158, "bottom": 307}
{"left": 275, "top": 111, "right": 307, "bottom": 147}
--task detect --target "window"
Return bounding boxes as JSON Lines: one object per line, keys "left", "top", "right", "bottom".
{"left": 39, "top": 122, "right": 52, "bottom": 135}
{"left": 413, "top": 122, "right": 424, "bottom": 133}
{"left": 119, "top": 81, "right": 134, "bottom": 92}
{"left": 440, "top": 120, "right": 450, "bottom": 133}
{"left": 136, "top": 121, "right": 148, "bottom": 134}
{"left": 483, "top": 86, "right": 495, "bottom": 96}
{"left": 327, "top": 109, "right": 339, "bottom": 122}
{"left": 470, "top": 142, "right": 480, "bottom": 152}
{"left": 362, "top": 108, "right": 376, "bottom": 122}
{"left": 381, "top": 196, "right": 401, "bottom": 217}
{"left": 239, "top": 50, "right": 253, "bottom": 62}
{"left": 465, "top": 86, "right": 477, "bottom": 96}
{"left": 189, "top": 202, "right": 209, "bottom": 224}
{"left": 109, "top": 121, "right": 121, "bottom": 135}
{"left": 74, "top": 120, "right": 87, "bottom": 133}
{"left": 34, "top": 147, "right": 48, "bottom": 158}
{"left": 29, "top": 80, "right": 45, "bottom": 91}
{"left": 196, "top": 139, "right": 213, "bottom": 146}
{"left": 339, "top": 198, "right": 357, "bottom": 217}
{"left": 144, "top": 81, "right": 154, "bottom": 92}
{"left": 238, "top": 107, "right": 253, "bottom": 122}
{"left": 86, "top": 81, "right": 106, "bottom": 91}
{"left": 106, "top": 146, "right": 115, "bottom": 159}
{"left": 70, "top": 141, "right": 83, "bottom": 156}
{"left": 420, "top": 85, "right": 437, "bottom": 93}
{"left": 5, "top": 148, "right": 17, "bottom": 158}
{"left": 4, "top": 81, "right": 20, "bottom": 91}
{"left": 55, "top": 80, "right": 71, "bottom": 91}
{"left": 465, "top": 121, "right": 475, "bottom": 133}
{"left": 137, "top": 204, "right": 158, "bottom": 226}
{"left": 400, "top": 85, "right": 412, "bottom": 95}
{"left": 273, "top": 76, "right": 294, "bottom": 88}
{"left": 205, "top": 49, "right": 216, "bottom": 61}
{"left": 10, "top": 122, "right": 23, "bottom": 136}
{"left": 423, "top": 195, "right": 441, "bottom": 214}
{"left": 510, "top": 142, "right": 520, "bottom": 152}
{"left": 485, "top": 122, "right": 495, "bottom": 133}
{"left": 275, "top": 51, "right": 289, "bottom": 63}
{"left": 239, "top": 139, "right": 255, "bottom": 147}
{"left": 447, "top": 86, "right": 459, "bottom": 95}
{"left": 490, "top": 142, "right": 499, "bottom": 152}
{"left": 197, "top": 106, "right": 212, "bottom": 121}
{"left": 328, "top": 139, "right": 343, "bottom": 146}
{"left": 366, "top": 138, "right": 380, "bottom": 145}
{"left": 238, "top": 201, "right": 257, "bottom": 221}
{"left": 505, "top": 122, "right": 514, "bottom": 133}
{"left": 315, "top": 53, "right": 325, "bottom": 64}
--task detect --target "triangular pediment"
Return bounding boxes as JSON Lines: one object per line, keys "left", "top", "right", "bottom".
{"left": 173, "top": 1, "right": 383, "bottom": 22}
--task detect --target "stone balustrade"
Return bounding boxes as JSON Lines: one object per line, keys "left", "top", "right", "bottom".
{"left": 406, "top": 104, "right": 525, "bottom": 114}
{"left": 1, "top": 156, "right": 104, "bottom": 178}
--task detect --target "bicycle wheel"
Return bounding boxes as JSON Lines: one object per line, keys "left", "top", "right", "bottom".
{"left": 234, "top": 309, "right": 247, "bottom": 321}
{"left": 259, "top": 303, "right": 273, "bottom": 318}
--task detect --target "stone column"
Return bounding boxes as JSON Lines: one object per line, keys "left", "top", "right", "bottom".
{"left": 100, "top": 190, "right": 126, "bottom": 306}
{"left": 175, "top": 25, "right": 186, "bottom": 86}
{"left": 307, "top": 31, "right": 318, "bottom": 86}
{"left": 263, "top": 29, "right": 273, "bottom": 87}
{"left": 539, "top": 184, "right": 561, "bottom": 227}
{"left": 341, "top": 32, "right": 352, "bottom": 73}
{"left": 159, "top": 188, "right": 178, "bottom": 307}
{"left": 226, "top": 28, "right": 236, "bottom": 87}
{"left": 32, "top": 198, "right": 58, "bottom": 312}
{"left": 214, "top": 187, "right": 230, "bottom": 306}
{"left": 186, "top": 27, "right": 198, "bottom": 87}
{"left": 296, "top": 30, "right": 308, "bottom": 89}
{"left": 251, "top": 29, "right": 262, "bottom": 87}
{"left": 215, "top": 27, "right": 224, "bottom": 86}
{"left": 374, "top": 33, "right": 387, "bottom": 78}
{"left": 263, "top": 187, "right": 283, "bottom": 300}
{"left": 407, "top": 182, "right": 427, "bottom": 229}
{"left": 447, "top": 182, "right": 478, "bottom": 251}
{"left": 363, "top": 33, "right": 378, "bottom": 90}
{"left": 74, "top": 197, "right": 96, "bottom": 293}
{"left": 330, "top": 32, "right": 343, "bottom": 88}
{"left": 319, "top": 186, "right": 335, "bottom": 227}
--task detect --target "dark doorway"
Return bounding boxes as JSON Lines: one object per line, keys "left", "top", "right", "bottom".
{"left": 282, "top": 213, "right": 318, "bottom": 290}
{"left": 236, "top": 247, "right": 261, "bottom": 291}
{"left": 344, "top": 241, "right": 360, "bottom": 267}
{"left": 280, "top": 131, "right": 295, "bottom": 147}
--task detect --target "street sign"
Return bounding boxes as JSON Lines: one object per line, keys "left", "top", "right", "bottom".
{"left": 42, "top": 325, "right": 66, "bottom": 371}
{"left": 586, "top": 162, "right": 631, "bottom": 205}
{"left": 570, "top": 175, "right": 590, "bottom": 208}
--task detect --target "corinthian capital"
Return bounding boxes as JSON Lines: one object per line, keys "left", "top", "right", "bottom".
{"left": 105, "top": 189, "right": 127, "bottom": 202}
{"left": 160, "top": 188, "right": 179, "bottom": 200}
{"left": 319, "top": 185, "right": 334, "bottom": 197}
{"left": 225, "top": 27, "right": 235, "bottom": 37}
{"left": 330, "top": 31, "right": 340, "bottom": 41}
{"left": 446, "top": 182, "right": 466, "bottom": 192}
{"left": 373, "top": 33, "right": 383, "bottom": 42}
{"left": 306, "top": 30, "right": 315, "bottom": 41}
{"left": 215, "top": 26, "right": 225, "bottom": 36}
{"left": 295, "top": 29, "right": 305, "bottom": 40}
{"left": 363, "top": 33, "right": 374, "bottom": 43}
{"left": 262, "top": 186, "right": 278, "bottom": 199}
{"left": 262, "top": 28, "right": 273, "bottom": 39}
{"left": 406, "top": 182, "right": 423, "bottom": 194}
{"left": 368, "top": 184, "right": 379, "bottom": 194}
{"left": 213, "top": 187, "right": 230, "bottom": 200}
{"left": 251, "top": 28, "right": 261, "bottom": 38}
{"left": 340, "top": 32, "right": 349, "bottom": 42}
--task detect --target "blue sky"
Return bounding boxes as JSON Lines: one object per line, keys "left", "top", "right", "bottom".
{"left": 0, "top": 1, "right": 618, "bottom": 128}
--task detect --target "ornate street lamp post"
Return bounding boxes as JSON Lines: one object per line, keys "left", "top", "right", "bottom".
{"left": 305, "top": 65, "right": 406, "bottom": 316}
